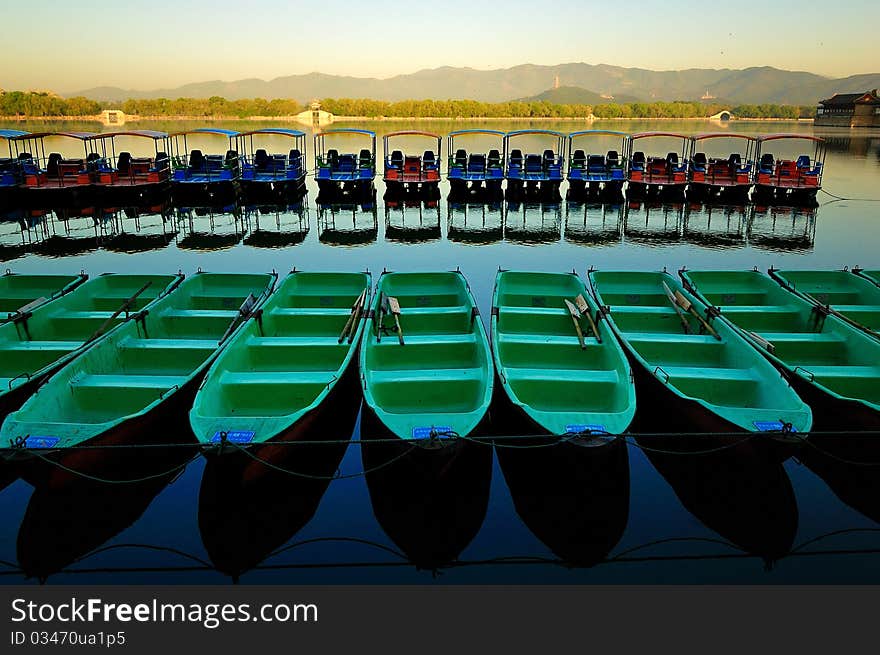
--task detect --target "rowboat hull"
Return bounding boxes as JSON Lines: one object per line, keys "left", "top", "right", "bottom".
{"left": 496, "top": 432, "right": 629, "bottom": 566}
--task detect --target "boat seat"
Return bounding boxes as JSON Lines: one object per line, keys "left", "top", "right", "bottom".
{"left": 52, "top": 310, "right": 116, "bottom": 321}
{"left": 337, "top": 154, "right": 356, "bottom": 172}
{"left": 121, "top": 338, "right": 218, "bottom": 350}
{"left": 389, "top": 150, "right": 404, "bottom": 169}
{"left": 759, "top": 153, "right": 774, "bottom": 172}
{"left": 453, "top": 149, "right": 467, "bottom": 168}
{"left": 221, "top": 371, "right": 335, "bottom": 386}
{"left": 423, "top": 150, "right": 437, "bottom": 168}
{"left": 358, "top": 149, "right": 372, "bottom": 166}
{"left": 368, "top": 368, "right": 483, "bottom": 384}
{"left": 606, "top": 150, "right": 620, "bottom": 167}
{"left": 46, "top": 153, "right": 62, "bottom": 177}
{"left": 525, "top": 154, "right": 543, "bottom": 173}
{"left": 757, "top": 332, "right": 844, "bottom": 343}
{"left": 487, "top": 149, "right": 501, "bottom": 167}
{"left": 388, "top": 304, "right": 469, "bottom": 316}
{"left": 587, "top": 154, "right": 606, "bottom": 172}
{"left": 374, "top": 333, "right": 476, "bottom": 346}
{"left": 72, "top": 374, "right": 187, "bottom": 390}
{"left": 498, "top": 333, "right": 590, "bottom": 347}
{"left": 504, "top": 367, "right": 619, "bottom": 384}
{"left": 467, "top": 154, "right": 486, "bottom": 173}
{"left": 796, "top": 155, "right": 811, "bottom": 169}
{"left": 509, "top": 149, "right": 523, "bottom": 168}
{"left": 246, "top": 336, "right": 342, "bottom": 348}
{"left": 0, "top": 340, "right": 81, "bottom": 352}
{"left": 225, "top": 150, "right": 239, "bottom": 169}
{"left": 625, "top": 332, "right": 720, "bottom": 344}
{"left": 660, "top": 366, "right": 754, "bottom": 381}
{"left": 189, "top": 150, "right": 205, "bottom": 171}
{"left": 691, "top": 152, "right": 707, "bottom": 170}
{"left": 801, "top": 365, "right": 880, "bottom": 379}
{"left": 269, "top": 307, "right": 351, "bottom": 317}
{"left": 571, "top": 149, "right": 586, "bottom": 169}
{"left": 630, "top": 151, "right": 645, "bottom": 170}
{"left": 162, "top": 309, "right": 238, "bottom": 320}
{"left": 117, "top": 152, "right": 132, "bottom": 175}
{"left": 254, "top": 149, "right": 270, "bottom": 171}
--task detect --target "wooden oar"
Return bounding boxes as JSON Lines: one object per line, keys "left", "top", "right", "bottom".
{"left": 13, "top": 296, "right": 47, "bottom": 316}
{"left": 747, "top": 330, "right": 776, "bottom": 354}
{"left": 219, "top": 293, "right": 257, "bottom": 344}
{"left": 386, "top": 295, "right": 404, "bottom": 345}
{"left": 85, "top": 281, "right": 152, "bottom": 344}
{"left": 673, "top": 289, "right": 720, "bottom": 340}
{"left": 574, "top": 294, "right": 602, "bottom": 343}
{"left": 375, "top": 292, "right": 385, "bottom": 343}
{"left": 348, "top": 290, "right": 368, "bottom": 344}
{"left": 563, "top": 299, "right": 587, "bottom": 350}
{"left": 338, "top": 289, "right": 367, "bottom": 343}
{"left": 661, "top": 281, "right": 691, "bottom": 334}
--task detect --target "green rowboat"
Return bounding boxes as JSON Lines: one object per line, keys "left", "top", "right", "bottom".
{"left": 1, "top": 272, "right": 87, "bottom": 322}
{"left": 0, "top": 271, "right": 276, "bottom": 483}
{"left": 855, "top": 269, "right": 880, "bottom": 287}
{"left": 769, "top": 268, "right": 880, "bottom": 337}
{"left": 680, "top": 269, "right": 880, "bottom": 430}
{"left": 491, "top": 270, "right": 635, "bottom": 438}
{"left": 360, "top": 271, "right": 493, "bottom": 441}
{"left": 0, "top": 273, "right": 183, "bottom": 422}
{"left": 589, "top": 270, "right": 812, "bottom": 435}
{"left": 191, "top": 271, "right": 371, "bottom": 454}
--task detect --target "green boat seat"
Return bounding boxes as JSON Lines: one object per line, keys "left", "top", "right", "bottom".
{"left": 269, "top": 307, "right": 351, "bottom": 317}
{"left": 368, "top": 368, "right": 483, "bottom": 385}
{"left": 220, "top": 371, "right": 335, "bottom": 386}
{"left": 799, "top": 365, "right": 880, "bottom": 379}
{"left": 246, "top": 335, "right": 341, "bottom": 347}
{"left": 660, "top": 365, "right": 755, "bottom": 381}
{"left": 50, "top": 310, "right": 116, "bottom": 321}
{"left": 497, "top": 333, "right": 588, "bottom": 346}
{"left": 72, "top": 374, "right": 188, "bottom": 390}
{"left": 504, "top": 367, "right": 620, "bottom": 384}
{"left": 0, "top": 340, "right": 81, "bottom": 351}
{"left": 121, "top": 338, "right": 219, "bottom": 350}
{"left": 161, "top": 309, "right": 238, "bottom": 319}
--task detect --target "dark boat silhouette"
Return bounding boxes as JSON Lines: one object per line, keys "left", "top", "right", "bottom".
{"left": 496, "top": 436, "right": 630, "bottom": 566}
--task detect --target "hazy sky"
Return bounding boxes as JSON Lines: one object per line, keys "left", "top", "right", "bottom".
{"left": 2, "top": 0, "right": 877, "bottom": 92}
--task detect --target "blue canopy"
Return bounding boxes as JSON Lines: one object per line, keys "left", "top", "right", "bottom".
{"left": 568, "top": 130, "right": 629, "bottom": 139}
{"left": 448, "top": 129, "right": 506, "bottom": 138}
{"left": 171, "top": 128, "right": 240, "bottom": 138}
{"left": 238, "top": 128, "right": 306, "bottom": 138}
{"left": 0, "top": 129, "right": 29, "bottom": 139}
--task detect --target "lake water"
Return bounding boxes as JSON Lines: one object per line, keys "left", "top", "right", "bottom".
{"left": 1, "top": 119, "right": 879, "bottom": 584}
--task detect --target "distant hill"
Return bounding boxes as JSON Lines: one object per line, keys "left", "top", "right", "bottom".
{"left": 517, "top": 86, "right": 641, "bottom": 104}
{"left": 70, "top": 63, "right": 880, "bottom": 106}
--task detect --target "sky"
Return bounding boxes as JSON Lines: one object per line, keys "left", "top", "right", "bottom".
{"left": 1, "top": 0, "right": 877, "bottom": 92}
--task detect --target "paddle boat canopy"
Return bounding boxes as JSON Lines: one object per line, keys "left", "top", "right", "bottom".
{"left": 567, "top": 130, "right": 628, "bottom": 199}
{"left": 626, "top": 132, "right": 689, "bottom": 197}
{"left": 169, "top": 128, "right": 241, "bottom": 186}
{"left": 314, "top": 129, "right": 376, "bottom": 198}
{"left": 753, "top": 134, "right": 825, "bottom": 203}
{"left": 383, "top": 131, "right": 442, "bottom": 199}
{"left": 237, "top": 128, "right": 307, "bottom": 197}
{"left": 447, "top": 129, "right": 505, "bottom": 198}
{"left": 688, "top": 133, "right": 756, "bottom": 199}
{"left": 86, "top": 130, "right": 171, "bottom": 199}
{"left": 6, "top": 131, "right": 99, "bottom": 204}
{"left": 1, "top": 130, "right": 29, "bottom": 190}
{"left": 504, "top": 130, "right": 565, "bottom": 200}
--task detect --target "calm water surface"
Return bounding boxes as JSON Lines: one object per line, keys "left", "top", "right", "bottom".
{"left": 1, "top": 119, "right": 879, "bottom": 584}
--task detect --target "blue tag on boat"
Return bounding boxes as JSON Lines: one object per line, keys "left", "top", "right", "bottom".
{"left": 210, "top": 430, "right": 255, "bottom": 444}
{"left": 24, "top": 436, "right": 59, "bottom": 449}
{"left": 412, "top": 426, "right": 453, "bottom": 439}
{"left": 566, "top": 424, "right": 607, "bottom": 434}
{"left": 753, "top": 421, "right": 796, "bottom": 432}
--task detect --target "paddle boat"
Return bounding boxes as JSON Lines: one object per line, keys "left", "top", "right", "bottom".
{"left": 753, "top": 134, "right": 825, "bottom": 204}
{"left": 169, "top": 128, "right": 241, "bottom": 201}
{"left": 314, "top": 128, "right": 376, "bottom": 200}
{"left": 237, "top": 128, "right": 307, "bottom": 201}
{"left": 504, "top": 130, "right": 565, "bottom": 200}
{"left": 566, "top": 130, "right": 628, "bottom": 200}
{"left": 8, "top": 131, "right": 99, "bottom": 206}
{"left": 88, "top": 130, "right": 172, "bottom": 203}
{"left": 382, "top": 131, "right": 442, "bottom": 200}
{"left": 1, "top": 129, "right": 29, "bottom": 210}
{"left": 446, "top": 129, "right": 505, "bottom": 199}
{"left": 626, "top": 132, "right": 689, "bottom": 198}
{"left": 687, "top": 133, "right": 756, "bottom": 201}
{"left": 588, "top": 269, "right": 812, "bottom": 453}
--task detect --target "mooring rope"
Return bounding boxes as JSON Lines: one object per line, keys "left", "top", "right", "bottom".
{"left": 820, "top": 188, "right": 880, "bottom": 202}
{"left": 24, "top": 450, "right": 200, "bottom": 485}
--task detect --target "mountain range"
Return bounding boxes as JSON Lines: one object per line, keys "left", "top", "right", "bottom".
{"left": 72, "top": 63, "right": 880, "bottom": 106}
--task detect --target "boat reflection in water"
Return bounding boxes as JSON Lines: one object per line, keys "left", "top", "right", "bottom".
{"left": 241, "top": 202, "right": 310, "bottom": 248}
{"left": 637, "top": 438, "right": 798, "bottom": 565}
{"left": 623, "top": 200, "right": 684, "bottom": 244}
{"left": 497, "top": 436, "right": 630, "bottom": 566}
{"left": 447, "top": 201, "right": 503, "bottom": 245}
{"left": 102, "top": 201, "right": 178, "bottom": 253}
{"left": 748, "top": 204, "right": 817, "bottom": 252}
{"left": 175, "top": 203, "right": 247, "bottom": 251}
{"left": 682, "top": 202, "right": 748, "bottom": 249}
{"left": 198, "top": 438, "right": 351, "bottom": 582}
{"left": 15, "top": 442, "right": 197, "bottom": 582}
{"left": 362, "top": 435, "right": 493, "bottom": 571}
{"left": 383, "top": 199, "right": 441, "bottom": 243}
{"left": 505, "top": 202, "right": 562, "bottom": 244}
{"left": 564, "top": 201, "right": 622, "bottom": 246}
{"left": 317, "top": 197, "right": 378, "bottom": 247}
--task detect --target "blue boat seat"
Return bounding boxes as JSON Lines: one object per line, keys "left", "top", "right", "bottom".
{"left": 467, "top": 154, "right": 486, "bottom": 173}
{"left": 587, "top": 154, "right": 606, "bottom": 173}
{"left": 288, "top": 149, "right": 303, "bottom": 176}
{"left": 509, "top": 149, "right": 523, "bottom": 169}
{"left": 454, "top": 149, "right": 467, "bottom": 169}
{"left": 189, "top": 150, "right": 206, "bottom": 171}
{"left": 224, "top": 150, "right": 239, "bottom": 170}
{"left": 571, "top": 149, "right": 586, "bottom": 169}
{"left": 487, "top": 149, "right": 501, "bottom": 168}
{"left": 390, "top": 150, "right": 403, "bottom": 169}
{"left": 606, "top": 150, "right": 621, "bottom": 167}
{"left": 796, "top": 155, "right": 811, "bottom": 169}
{"left": 254, "top": 148, "right": 270, "bottom": 171}
{"left": 358, "top": 149, "right": 372, "bottom": 168}
{"left": 325, "top": 149, "right": 338, "bottom": 169}
{"left": 525, "top": 154, "right": 542, "bottom": 173}
{"left": 154, "top": 151, "right": 169, "bottom": 170}
{"left": 337, "top": 153, "right": 357, "bottom": 172}
{"left": 729, "top": 153, "right": 741, "bottom": 168}
{"left": 205, "top": 154, "right": 224, "bottom": 171}
{"left": 542, "top": 149, "right": 555, "bottom": 167}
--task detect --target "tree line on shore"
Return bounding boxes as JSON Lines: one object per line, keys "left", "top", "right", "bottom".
{"left": 0, "top": 90, "right": 814, "bottom": 120}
